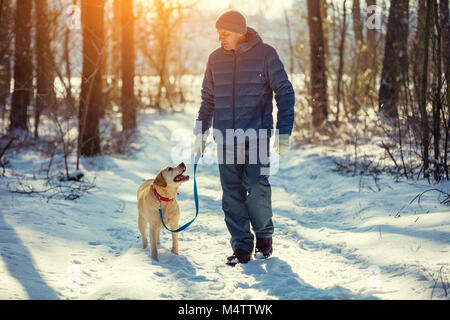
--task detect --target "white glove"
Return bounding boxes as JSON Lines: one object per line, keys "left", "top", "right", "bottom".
{"left": 273, "top": 134, "right": 290, "bottom": 155}
{"left": 192, "top": 134, "right": 206, "bottom": 157}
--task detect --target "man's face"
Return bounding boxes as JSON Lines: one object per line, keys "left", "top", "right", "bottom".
{"left": 217, "top": 28, "right": 244, "bottom": 51}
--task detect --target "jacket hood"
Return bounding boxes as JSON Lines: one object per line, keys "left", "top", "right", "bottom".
{"left": 221, "top": 27, "right": 262, "bottom": 55}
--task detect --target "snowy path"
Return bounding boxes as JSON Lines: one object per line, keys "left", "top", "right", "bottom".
{"left": 1, "top": 106, "right": 449, "bottom": 300}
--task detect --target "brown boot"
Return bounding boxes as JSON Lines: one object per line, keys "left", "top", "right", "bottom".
{"left": 255, "top": 237, "right": 272, "bottom": 259}
{"left": 226, "top": 249, "right": 251, "bottom": 265}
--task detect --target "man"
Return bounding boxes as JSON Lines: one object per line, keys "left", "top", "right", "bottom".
{"left": 193, "top": 9, "right": 295, "bottom": 265}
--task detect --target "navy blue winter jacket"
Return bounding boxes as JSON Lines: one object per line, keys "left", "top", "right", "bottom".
{"left": 195, "top": 27, "right": 295, "bottom": 145}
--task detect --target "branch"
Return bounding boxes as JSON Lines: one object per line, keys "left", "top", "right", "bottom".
{"left": 409, "top": 188, "right": 450, "bottom": 206}
{"left": 0, "top": 137, "right": 14, "bottom": 161}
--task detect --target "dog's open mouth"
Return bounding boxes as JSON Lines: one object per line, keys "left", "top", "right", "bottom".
{"left": 174, "top": 168, "right": 189, "bottom": 182}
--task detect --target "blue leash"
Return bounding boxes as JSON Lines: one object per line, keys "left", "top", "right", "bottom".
{"left": 159, "top": 152, "right": 201, "bottom": 233}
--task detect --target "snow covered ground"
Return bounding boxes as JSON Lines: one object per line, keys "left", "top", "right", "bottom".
{"left": 0, "top": 104, "right": 449, "bottom": 300}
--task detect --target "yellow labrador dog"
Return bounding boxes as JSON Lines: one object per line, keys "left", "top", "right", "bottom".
{"left": 137, "top": 162, "right": 189, "bottom": 261}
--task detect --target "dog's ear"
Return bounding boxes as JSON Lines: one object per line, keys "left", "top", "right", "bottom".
{"left": 154, "top": 171, "right": 167, "bottom": 188}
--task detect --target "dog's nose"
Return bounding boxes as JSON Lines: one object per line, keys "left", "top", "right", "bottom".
{"left": 179, "top": 162, "right": 186, "bottom": 169}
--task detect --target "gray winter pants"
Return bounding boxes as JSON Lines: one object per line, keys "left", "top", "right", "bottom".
{"left": 217, "top": 138, "right": 273, "bottom": 253}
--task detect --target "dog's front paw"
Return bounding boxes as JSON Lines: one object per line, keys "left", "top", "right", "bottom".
{"left": 151, "top": 247, "right": 159, "bottom": 261}
{"left": 171, "top": 248, "right": 179, "bottom": 255}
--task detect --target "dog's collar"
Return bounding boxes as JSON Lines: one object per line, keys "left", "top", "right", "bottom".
{"left": 153, "top": 187, "right": 174, "bottom": 202}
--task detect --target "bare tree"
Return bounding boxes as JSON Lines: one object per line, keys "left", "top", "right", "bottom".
{"left": 35, "top": 0, "right": 56, "bottom": 138}
{"left": 418, "top": 0, "right": 432, "bottom": 178}
{"left": 121, "top": 0, "right": 136, "bottom": 131}
{"left": 442, "top": 0, "right": 450, "bottom": 105}
{"left": 111, "top": 0, "right": 121, "bottom": 104}
{"left": 366, "top": 0, "right": 378, "bottom": 84}
{"left": 137, "top": 0, "right": 198, "bottom": 111}
{"left": 441, "top": 0, "right": 450, "bottom": 179}
{"left": 63, "top": 0, "right": 78, "bottom": 111}
{"left": 378, "top": 0, "right": 409, "bottom": 122}
{"left": 413, "top": 0, "right": 427, "bottom": 104}
{"left": 336, "top": 0, "right": 348, "bottom": 125}
{"left": 154, "top": 0, "right": 174, "bottom": 110}
{"left": 0, "top": 0, "right": 12, "bottom": 118}
{"left": 283, "top": 4, "right": 294, "bottom": 78}
{"left": 352, "top": 0, "right": 365, "bottom": 70}
{"left": 307, "top": 0, "right": 328, "bottom": 129}
{"left": 78, "top": 0, "right": 105, "bottom": 158}
{"left": 10, "top": 0, "right": 33, "bottom": 135}
{"left": 432, "top": 0, "right": 442, "bottom": 181}
{"left": 321, "top": 0, "right": 330, "bottom": 73}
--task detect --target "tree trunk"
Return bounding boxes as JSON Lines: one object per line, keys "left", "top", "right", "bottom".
{"left": 64, "top": 0, "right": 78, "bottom": 110}
{"left": 432, "top": 0, "right": 442, "bottom": 181}
{"left": 10, "top": 0, "right": 33, "bottom": 135}
{"left": 307, "top": 0, "right": 328, "bottom": 128}
{"left": 413, "top": 0, "right": 427, "bottom": 104}
{"left": 440, "top": 0, "right": 450, "bottom": 179}
{"left": 35, "top": 0, "right": 55, "bottom": 138}
{"left": 283, "top": 5, "right": 294, "bottom": 78}
{"left": 64, "top": 24, "right": 73, "bottom": 108}
{"left": 0, "top": 0, "right": 12, "bottom": 115}
{"left": 121, "top": 0, "right": 136, "bottom": 130}
{"left": 419, "top": 0, "right": 432, "bottom": 178}
{"left": 153, "top": 0, "right": 177, "bottom": 111}
{"left": 78, "top": 0, "right": 104, "bottom": 158}
{"left": 378, "top": 0, "right": 409, "bottom": 122}
{"left": 442, "top": 0, "right": 450, "bottom": 99}
{"left": 321, "top": 0, "right": 330, "bottom": 76}
{"left": 111, "top": 0, "right": 121, "bottom": 103}
{"left": 365, "top": 0, "right": 378, "bottom": 101}
{"left": 336, "top": 0, "right": 348, "bottom": 125}
{"left": 366, "top": 0, "right": 377, "bottom": 71}
{"left": 352, "top": 0, "right": 366, "bottom": 70}
{"left": 440, "top": 0, "right": 450, "bottom": 108}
